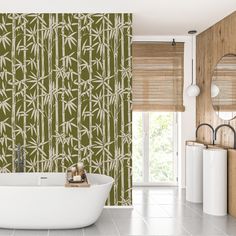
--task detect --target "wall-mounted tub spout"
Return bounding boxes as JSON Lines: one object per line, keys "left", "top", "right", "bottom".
{"left": 196, "top": 123, "right": 215, "bottom": 145}
{"left": 215, "top": 124, "right": 236, "bottom": 149}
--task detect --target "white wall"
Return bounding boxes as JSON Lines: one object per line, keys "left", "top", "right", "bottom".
{"left": 133, "top": 35, "right": 197, "bottom": 188}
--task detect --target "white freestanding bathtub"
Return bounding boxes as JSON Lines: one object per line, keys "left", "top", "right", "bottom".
{"left": 0, "top": 173, "right": 113, "bottom": 229}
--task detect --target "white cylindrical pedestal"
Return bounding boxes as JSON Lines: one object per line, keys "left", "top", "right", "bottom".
{"left": 203, "top": 148, "right": 227, "bottom": 216}
{"left": 186, "top": 145, "right": 205, "bottom": 203}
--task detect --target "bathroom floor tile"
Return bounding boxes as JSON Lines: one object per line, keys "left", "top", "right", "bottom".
{"left": 132, "top": 193, "right": 156, "bottom": 205}
{"left": 200, "top": 215, "right": 236, "bottom": 235}
{"left": 184, "top": 201, "right": 203, "bottom": 213}
{"left": 150, "top": 194, "right": 179, "bottom": 205}
{"left": 190, "top": 234, "right": 226, "bottom": 236}
{"left": 161, "top": 204, "right": 202, "bottom": 218}
{"left": 0, "top": 229, "right": 13, "bottom": 236}
{"left": 134, "top": 204, "right": 170, "bottom": 218}
{"left": 109, "top": 208, "right": 142, "bottom": 219}
{"left": 113, "top": 218, "right": 150, "bottom": 235}
{"left": 98, "top": 209, "right": 113, "bottom": 220}
{"left": 83, "top": 219, "right": 119, "bottom": 236}
{"left": 180, "top": 218, "right": 224, "bottom": 235}
{"left": 145, "top": 218, "right": 190, "bottom": 235}
{"left": 142, "top": 186, "right": 179, "bottom": 196}
{"left": 49, "top": 229, "right": 83, "bottom": 236}
{"left": 14, "top": 230, "right": 48, "bottom": 236}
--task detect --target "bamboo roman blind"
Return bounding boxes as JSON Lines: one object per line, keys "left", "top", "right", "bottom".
{"left": 132, "top": 42, "right": 185, "bottom": 111}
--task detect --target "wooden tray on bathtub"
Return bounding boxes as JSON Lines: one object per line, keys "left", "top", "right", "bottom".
{"left": 65, "top": 180, "right": 90, "bottom": 188}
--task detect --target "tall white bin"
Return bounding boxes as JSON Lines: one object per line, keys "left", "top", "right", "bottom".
{"left": 203, "top": 148, "right": 227, "bottom": 216}
{"left": 186, "top": 144, "right": 205, "bottom": 203}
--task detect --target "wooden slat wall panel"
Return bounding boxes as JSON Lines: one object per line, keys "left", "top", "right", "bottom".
{"left": 196, "top": 12, "right": 236, "bottom": 217}
{"left": 196, "top": 11, "right": 236, "bottom": 148}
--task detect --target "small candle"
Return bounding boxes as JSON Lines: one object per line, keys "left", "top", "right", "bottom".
{"left": 73, "top": 175, "right": 82, "bottom": 182}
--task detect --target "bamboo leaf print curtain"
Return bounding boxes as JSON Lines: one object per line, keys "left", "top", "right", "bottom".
{"left": 0, "top": 13, "right": 132, "bottom": 205}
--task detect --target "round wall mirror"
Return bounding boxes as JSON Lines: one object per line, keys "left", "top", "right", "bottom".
{"left": 211, "top": 54, "right": 236, "bottom": 121}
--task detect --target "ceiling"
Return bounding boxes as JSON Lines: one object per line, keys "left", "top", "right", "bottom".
{"left": 132, "top": 0, "right": 236, "bottom": 35}
{"left": 1, "top": 0, "right": 236, "bottom": 36}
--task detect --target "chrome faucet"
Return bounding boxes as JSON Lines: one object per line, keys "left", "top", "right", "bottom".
{"left": 15, "top": 144, "right": 25, "bottom": 172}
{"left": 215, "top": 124, "right": 236, "bottom": 149}
{"left": 196, "top": 123, "right": 215, "bottom": 145}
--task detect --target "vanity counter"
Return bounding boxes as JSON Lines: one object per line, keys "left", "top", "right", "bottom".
{"left": 186, "top": 140, "right": 229, "bottom": 149}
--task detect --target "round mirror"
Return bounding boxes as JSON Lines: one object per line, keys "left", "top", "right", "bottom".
{"left": 211, "top": 54, "right": 236, "bottom": 121}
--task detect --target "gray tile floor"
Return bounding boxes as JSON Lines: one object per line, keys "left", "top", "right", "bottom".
{"left": 1, "top": 187, "right": 236, "bottom": 235}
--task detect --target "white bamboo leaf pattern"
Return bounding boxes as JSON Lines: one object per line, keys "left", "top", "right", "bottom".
{"left": 0, "top": 13, "right": 132, "bottom": 206}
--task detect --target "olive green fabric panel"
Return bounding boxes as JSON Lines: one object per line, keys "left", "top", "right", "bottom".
{"left": 0, "top": 13, "right": 132, "bottom": 205}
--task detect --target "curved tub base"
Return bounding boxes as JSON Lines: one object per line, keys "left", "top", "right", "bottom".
{"left": 0, "top": 173, "right": 113, "bottom": 229}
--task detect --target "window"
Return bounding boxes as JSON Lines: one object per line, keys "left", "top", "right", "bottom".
{"left": 132, "top": 41, "right": 183, "bottom": 186}
{"left": 133, "top": 112, "right": 178, "bottom": 185}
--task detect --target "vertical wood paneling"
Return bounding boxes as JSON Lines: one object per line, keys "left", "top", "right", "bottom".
{"left": 196, "top": 11, "right": 236, "bottom": 148}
